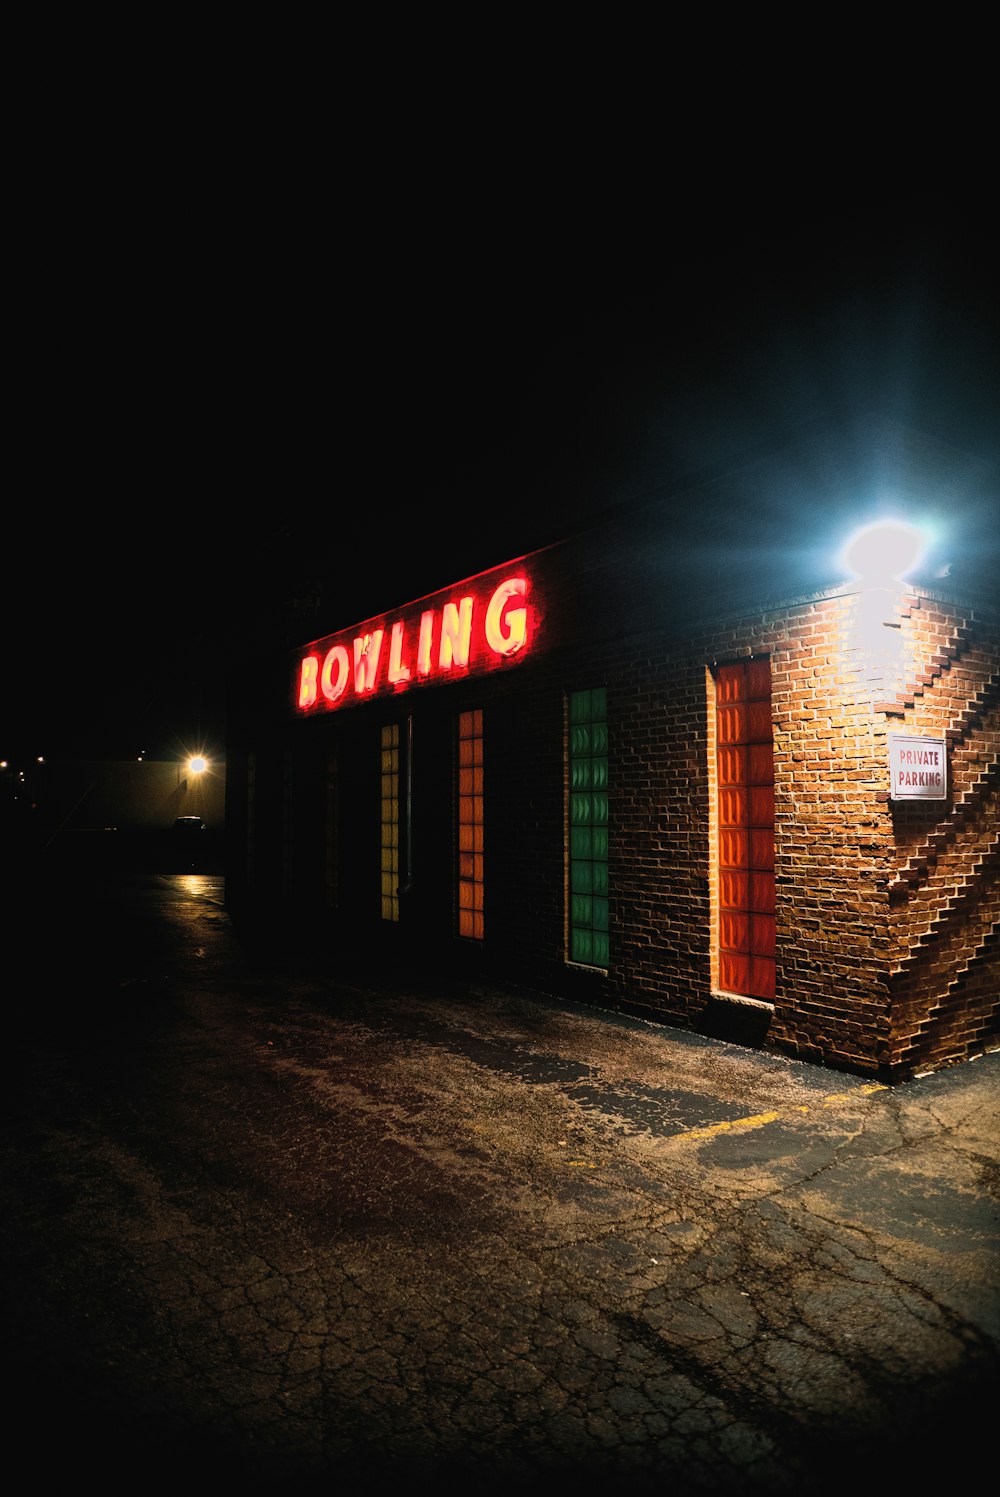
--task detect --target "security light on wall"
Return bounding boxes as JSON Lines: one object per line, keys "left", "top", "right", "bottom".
{"left": 840, "top": 520, "right": 929, "bottom": 583}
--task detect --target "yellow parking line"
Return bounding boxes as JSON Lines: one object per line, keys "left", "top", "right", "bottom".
{"left": 678, "top": 1083, "right": 888, "bottom": 1142}
{"left": 684, "top": 1110, "right": 782, "bottom": 1141}
{"left": 561, "top": 1083, "right": 891, "bottom": 1161}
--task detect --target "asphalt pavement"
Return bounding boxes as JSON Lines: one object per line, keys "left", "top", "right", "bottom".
{"left": 3, "top": 862, "right": 998, "bottom": 1493}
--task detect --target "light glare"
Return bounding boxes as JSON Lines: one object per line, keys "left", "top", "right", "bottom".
{"left": 841, "top": 520, "right": 928, "bottom": 582}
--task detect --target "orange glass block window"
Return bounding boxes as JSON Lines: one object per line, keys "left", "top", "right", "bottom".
{"left": 716, "top": 659, "right": 775, "bottom": 1001}
{"left": 457, "top": 709, "right": 484, "bottom": 939}
{"left": 380, "top": 723, "right": 399, "bottom": 921}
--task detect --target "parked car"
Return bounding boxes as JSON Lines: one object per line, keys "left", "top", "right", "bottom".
{"left": 173, "top": 816, "right": 206, "bottom": 832}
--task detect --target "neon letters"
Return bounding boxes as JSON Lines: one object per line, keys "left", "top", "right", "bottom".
{"left": 295, "top": 567, "right": 534, "bottom": 714}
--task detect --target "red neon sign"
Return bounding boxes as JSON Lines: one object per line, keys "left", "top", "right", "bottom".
{"left": 294, "top": 563, "right": 537, "bottom": 715}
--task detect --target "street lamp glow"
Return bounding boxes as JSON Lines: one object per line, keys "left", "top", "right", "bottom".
{"left": 840, "top": 520, "right": 929, "bottom": 583}
{"left": 188, "top": 755, "right": 208, "bottom": 775}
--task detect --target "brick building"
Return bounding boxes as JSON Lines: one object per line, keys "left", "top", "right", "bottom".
{"left": 224, "top": 451, "right": 998, "bottom": 1083}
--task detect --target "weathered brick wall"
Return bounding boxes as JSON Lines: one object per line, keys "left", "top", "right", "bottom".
{"left": 519, "top": 576, "right": 997, "bottom": 1080}
{"left": 625, "top": 592, "right": 898, "bottom": 1077}
{"left": 265, "top": 535, "right": 997, "bottom": 1081}
{"left": 606, "top": 644, "right": 712, "bottom": 1026}
{"left": 881, "top": 595, "right": 1000, "bottom": 1074}
{"left": 765, "top": 592, "right": 897, "bottom": 1074}
{"left": 593, "top": 593, "right": 898, "bottom": 1075}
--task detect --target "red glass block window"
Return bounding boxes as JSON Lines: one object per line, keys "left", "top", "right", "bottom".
{"left": 716, "top": 659, "right": 774, "bottom": 1001}
{"left": 458, "top": 709, "right": 484, "bottom": 940}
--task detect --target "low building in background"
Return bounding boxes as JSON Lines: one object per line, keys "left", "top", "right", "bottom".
{"left": 3, "top": 757, "right": 226, "bottom": 870}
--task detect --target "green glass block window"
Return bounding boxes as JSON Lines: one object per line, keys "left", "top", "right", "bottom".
{"left": 569, "top": 687, "right": 609, "bottom": 967}
{"left": 380, "top": 723, "right": 399, "bottom": 921}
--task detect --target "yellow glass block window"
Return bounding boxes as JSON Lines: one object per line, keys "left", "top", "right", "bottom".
{"left": 380, "top": 723, "right": 399, "bottom": 921}
{"left": 457, "top": 709, "right": 484, "bottom": 940}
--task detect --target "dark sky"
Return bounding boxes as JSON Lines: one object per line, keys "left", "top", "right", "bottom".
{"left": 6, "top": 180, "right": 998, "bottom": 764}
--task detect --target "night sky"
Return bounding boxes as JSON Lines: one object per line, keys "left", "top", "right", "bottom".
{"left": 6, "top": 182, "right": 997, "bottom": 766}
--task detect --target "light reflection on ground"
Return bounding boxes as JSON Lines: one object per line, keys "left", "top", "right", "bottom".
{"left": 168, "top": 873, "right": 225, "bottom": 902}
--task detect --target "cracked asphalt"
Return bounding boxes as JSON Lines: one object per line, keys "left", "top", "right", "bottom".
{"left": 3, "top": 863, "right": 998, "bottom": 1493}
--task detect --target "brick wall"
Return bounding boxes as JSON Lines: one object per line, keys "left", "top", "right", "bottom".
{"left": 257, "top": 537, "right": 998, "bottom": 1082}
{"left": 578, "top": 582, "right": 998, "bottom": 1080}
{"left": 880, "top": 596, "right": 1000, "bottom": 1074}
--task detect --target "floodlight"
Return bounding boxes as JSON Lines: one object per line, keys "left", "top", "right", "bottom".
{"left": 840, "top": 520, "right": 928, "bottom": 582}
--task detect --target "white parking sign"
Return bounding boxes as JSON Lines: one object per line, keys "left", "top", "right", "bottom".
{"left": 889, "top": 734, "right": 948, "bottom": 800}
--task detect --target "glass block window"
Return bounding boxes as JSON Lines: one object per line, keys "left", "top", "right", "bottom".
{"left": 380, "top": 723, "right": 399, "bottom": 922}
{"left": 716, "top": 659, "right": 775, "bottom": 1001}
{"left": 457, "top": 709, "right": 484, "bottom": 939}
{"left": 569, "top": 687, "right": 609, "bottom": 967}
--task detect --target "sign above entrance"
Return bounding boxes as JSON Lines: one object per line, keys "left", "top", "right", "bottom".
{"left": 888, "top": 734, "right": 948, "bottom": 801}
{"left": 294, "top": 561, "right": 537, "bottom": 715}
